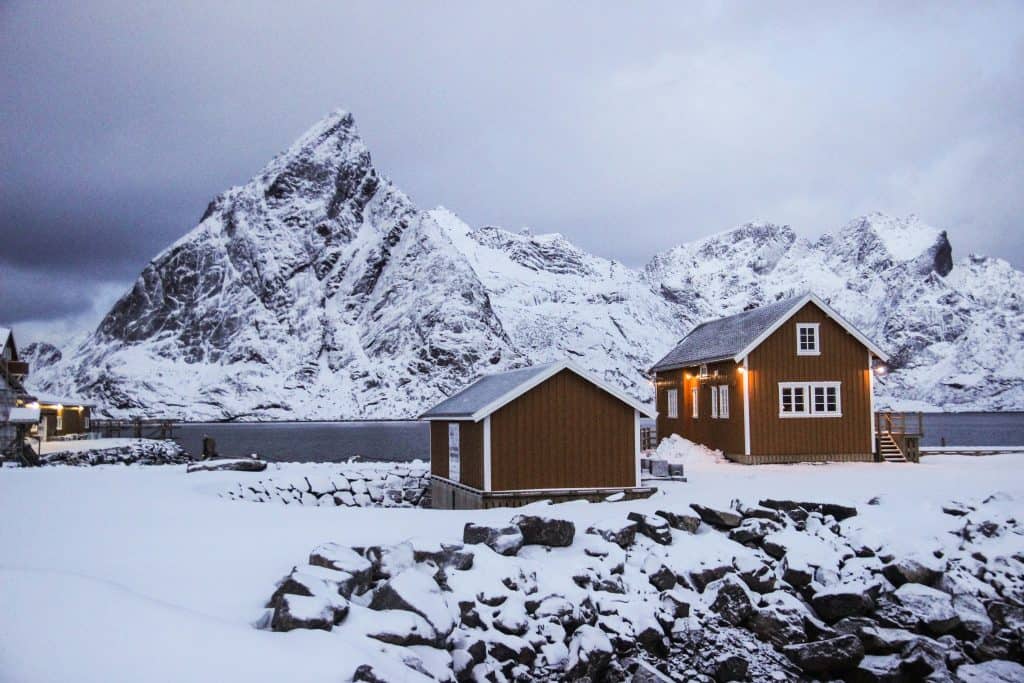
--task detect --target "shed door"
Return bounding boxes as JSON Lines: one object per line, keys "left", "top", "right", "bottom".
{"left": 448, "top": 423, "right": 460, "bottom": 483}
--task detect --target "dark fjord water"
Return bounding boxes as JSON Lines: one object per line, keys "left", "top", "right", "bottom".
{"left": 173, "top": 421, "right": 429, "bottom": 463}
{"left": 172, "top": 412, "right": 1024, "bottom": 463}
{"left": 920, "top": 412, "right": 1024, "bottom": 447}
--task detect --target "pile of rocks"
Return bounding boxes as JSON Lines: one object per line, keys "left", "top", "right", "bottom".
{"left": 222, "top": 463, "right": 430, "bottom": 508}
{"left": 259, "top": 495, "right": 1024, "bottom": 681}
{"left": 40, "top": 439, "right": 190, "bottom": 466}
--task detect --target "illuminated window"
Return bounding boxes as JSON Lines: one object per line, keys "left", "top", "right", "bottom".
{"left": 779, "top": 381, "right": 841, "bottom": 417}
{"left": 718, "top": 385, "right": 729, "bottom": 419}
{"left": 56, "top": 414, "right": 63, "bottom": 431}
{"left": 666, "top": 389, "right": 679, "bottom": 419}
{"left": 691, "top": 388, "right": 698, "bottom": 418}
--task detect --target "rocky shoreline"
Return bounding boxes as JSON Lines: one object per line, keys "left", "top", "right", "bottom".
{"left": 258, "top": 495, "right": 1024, "bottom": 682}
{"left": 39, "top": 439, "right": 189, "bottom": 466}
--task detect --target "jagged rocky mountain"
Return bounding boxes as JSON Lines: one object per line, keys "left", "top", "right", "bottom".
{"left": 27, "top": 111, "right": 1024, "bottom": 418}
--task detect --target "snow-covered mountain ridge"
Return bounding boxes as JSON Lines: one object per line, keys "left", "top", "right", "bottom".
{"left": 26, "top": 111, "right": 1024, "bottom": 417}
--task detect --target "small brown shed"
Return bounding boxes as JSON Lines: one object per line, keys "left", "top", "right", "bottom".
{"left": 421, "top": 361, "right": 656, "bottom": 509}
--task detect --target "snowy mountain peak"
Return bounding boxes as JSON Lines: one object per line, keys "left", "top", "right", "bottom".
{"left": 856, "top": 212, "right": 937, "bottom": 258}
{"left": 24, "top": 110, "right": 1024, "bottom": 417}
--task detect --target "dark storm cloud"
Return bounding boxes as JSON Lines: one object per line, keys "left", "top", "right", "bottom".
{"left": 2, "top": 1, "right": 1023, "bottom": 344}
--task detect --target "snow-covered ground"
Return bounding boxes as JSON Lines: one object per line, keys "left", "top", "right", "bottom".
{"left": 1, "top": 448, "right": 1022, "bottom": 681}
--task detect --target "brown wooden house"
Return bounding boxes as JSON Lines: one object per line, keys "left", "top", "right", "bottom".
{"left": 649, "top": 293, "right": 889, "bottom": 464}
{"left": 29, "top": 394, "right": 94, "bottom": 441}
{"left": 421, "top": 361, "right": 656, "bottom": 509}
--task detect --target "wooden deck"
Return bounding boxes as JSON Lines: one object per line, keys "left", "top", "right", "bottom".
{"left": 875, "top": 411, "right": 923, "bottom": 463}
{"left": 89, "top": 418, "right": 175, "bottom": 440}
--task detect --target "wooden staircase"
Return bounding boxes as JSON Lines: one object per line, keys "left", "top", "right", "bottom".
{"left": 878, "top": 432, "right": 907, "bottom": 463}
{"left": 875, "top": 412, "right": 923, "bottom": 463}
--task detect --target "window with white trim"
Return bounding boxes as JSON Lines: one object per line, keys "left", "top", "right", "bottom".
{"left": 718, "top": 385, "right": 729, "bottom": 419}
{"left": 796, "top": 323, "right": 820, "bottom": 355}
{"left": 710, "top": 385, "right": 719, "bottom": 418}
{"left": 56, "top": 414, "right": 63, "bottom": 431}
{"left": 778, "top": 381, "right": 841, "bottom": 417}
{"left": 691, "top": 387, "right": 699, "bottom": 418}
{"left": 448, "top": 423, "right": 460, "bottom": 482}
{"left": 666, "top": 389, "right": 679, "bottom": 419}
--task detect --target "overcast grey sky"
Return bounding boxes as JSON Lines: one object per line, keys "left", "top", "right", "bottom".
{"left": 2, "top": 2, "right": 1023, "bottom": 344}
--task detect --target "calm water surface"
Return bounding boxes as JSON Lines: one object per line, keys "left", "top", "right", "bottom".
{"left": 174, "top": 421, "right": 428, "bottom": 463}
{"left": 171, "top": 412, "right": 1023, "bottom": 463}
{"left": 920, "top": 412, "right": 1024, "bottom": 447}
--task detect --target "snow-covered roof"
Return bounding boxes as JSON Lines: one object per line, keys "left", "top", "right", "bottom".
{"left": 0, "top": 327, "right": 11, "bottom": 350}
{"left": 420, "top": 360, "right": 654, "bottom": 421}
{"left": 7, "top": 406, "right": 40, "bottom": 424}
{"left": 649, "top": 293, "right": 888, "bottom": 373}
{"left": 30, "top": 393, "right": 95, "bottom": 408}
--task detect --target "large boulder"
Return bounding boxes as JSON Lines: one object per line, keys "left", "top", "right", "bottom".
{"left": 733, "top": 554, "right": 776, "bottom": 594}
{"left": 369, "top": 569, "right": 454, "bottom": 638}
{"left": 463, "top": 523, "right": 524, "bottom": 556}
{"left": 187, "top": 458, "right": 267, "bottom": 473}
{"left": 586, "top": 518, "right": 637, "bottom": 549}
{"left": 627, "top": 512, "right": 673, "bottom": 545}
{"left": 747, "top": 594, "right": 808, "bottom": 648}
{"left": 891, "top": 583, "right": 960, "bottom": 636}
{"left": 268, "top": 564, "right": 354, "bottom": 607}
{"left": 782, "top": 634, "right": 865, "bottom": 676}
{"left": 512, "top": 515, "right": 575, "bottom": 547}
{"left": 690, "top": 503, "right": 742, "bottom": 529}
{"left": 309, "top": 543, "right": 374, "bottom": 588}
{"left": 882, "top": 554, "right": 944, "bottom": 587}
{"left": 564, "top": 625, "right": 614, "bottom": 680}
{"left": 706, "top": 574, "right": 754, "bottom": 626}
{"left": 848, "top": 654, "right": 905, "bottom": 683}
{"left": 956, "top": 660, "right": 1024, "bottom": 682}
{"left": 355, "top": 542, "right": 416, "bottom": 581}
{"left": 900, "top": 636, "right": 950, "bottom": 680}
{"left": 408, "top": 539, "right": 475, "bottom": 571}
{"left": 689, "top": 562, "right": 733, "bottom": 592}
{"left": 953, "top": 593, "right": 994, "bottom": 641}
{"left": 270, "top": 593, "right": 348, "bottom": 632}
{"left": 364, "top": 608, "right": 443, "bottom": 647}
{"left": 728, "top": 517, "right": 782, "bottom": 546}
{"left": 714, "top": 653, "right": 749, "bottom": 682}
{"left": 655, "top": 509, "right": 702, "bottom": 534}
{"left": 759, "top": 498, "right": 858, "bottom": 521}
{"left": 811, "top": 584, "right": 876, "bottom": 624}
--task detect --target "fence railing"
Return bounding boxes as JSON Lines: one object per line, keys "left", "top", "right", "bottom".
{"left": 875, "top": 411, "right": 923, "bottom": 436}
{"left": 640, "top": 426, "right": 657, "bottom": 451}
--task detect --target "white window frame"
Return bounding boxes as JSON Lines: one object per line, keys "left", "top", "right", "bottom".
{"left": 796, "top": 323, "right": 820, "bottom": 356}
{"left": 448, "top": 423, "right": 461, "bottom": 483}
{"left": 718, "top": 385, "right": 729, "bottom": 419}
{"left": 56, "top": 414, "right": 63, "bottom": 431}
{"left": 691, "top": 387, "right": 699, "bottom": 419}
{"left": 666, "top": 388, "right": 679, "bottom": 419}
{"left": 778, "top": 381, "right": 842, "bottom": 418}
{"left": 710, "top": 385, "right": 718, "bottom": 418}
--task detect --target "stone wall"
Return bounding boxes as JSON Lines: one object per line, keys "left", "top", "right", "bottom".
{"left": 222, "top": 462, "right": 430, "bottom": 508}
